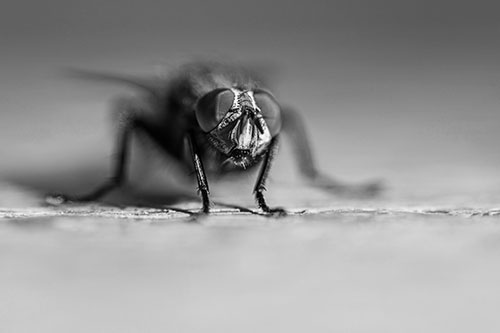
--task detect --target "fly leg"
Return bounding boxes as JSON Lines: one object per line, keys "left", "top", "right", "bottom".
{"left": 281, "top": 106, "right": 382, "bottom": 197}
{"left": 46, "top": 107, "right": 141, "bottom": 204}
{"left": 187, "top": 133, "right": 211, "bottom": 214}
{"left": 254, "top": 136, "right": 287, "bottom": 216}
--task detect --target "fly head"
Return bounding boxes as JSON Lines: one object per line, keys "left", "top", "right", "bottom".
{"left": 195, "top": 88, "right": 282, "bottom": 168}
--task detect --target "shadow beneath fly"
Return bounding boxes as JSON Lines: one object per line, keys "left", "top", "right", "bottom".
{"left": 3, "top": 165, "right": 264, "bottom": 221}
{"left": 98, "top": 190, "right": 264, "bottom": 218}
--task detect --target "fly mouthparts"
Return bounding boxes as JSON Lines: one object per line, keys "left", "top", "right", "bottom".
{"left": 231, "top": 149, "right": 251, "bottom": 159}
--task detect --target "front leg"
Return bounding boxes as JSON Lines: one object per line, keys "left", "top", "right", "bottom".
{"left": 187, "top": 133, "right": 211, "bottom": 214}
{"left": 253, "top": 136, "right": 287, "bottom": 216}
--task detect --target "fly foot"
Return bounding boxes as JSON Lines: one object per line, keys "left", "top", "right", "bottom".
{"left": 255, "top": 191, "right": 287, "bottom": 217}
{"left": 357, "top": 181, "right": 384, "bottom": 197}
{"left": 262, "top": 207, "right": 287, "bottom": 217}
{"left": 45, "top": 193, "right": 73, "bottom": 206}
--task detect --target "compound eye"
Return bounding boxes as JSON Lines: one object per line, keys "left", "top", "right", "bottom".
{"left": 195, "top": 89, "right": 234, "bottom": 132}
{"left": 254, "top": 91, "right": 282, "bottom": 136}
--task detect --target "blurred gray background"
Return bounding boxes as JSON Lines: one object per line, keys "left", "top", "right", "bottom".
{"left": 2, "top": 1, "right": 500, "bottom": 332}
{"left": 1, "top": 0, "right": 500, "bottom": 202}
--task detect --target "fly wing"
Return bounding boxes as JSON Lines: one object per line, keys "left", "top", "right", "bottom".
{"left": 63, "top": 68, "right": 166, "bottom": 99}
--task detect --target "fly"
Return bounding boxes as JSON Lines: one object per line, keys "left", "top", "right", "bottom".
{"left": 48, "top": 62, "right": 381, "bottom": 216}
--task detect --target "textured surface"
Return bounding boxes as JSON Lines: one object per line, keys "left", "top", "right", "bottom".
{"left": 2, "top": 184, "right": 500, "bottom": 332}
